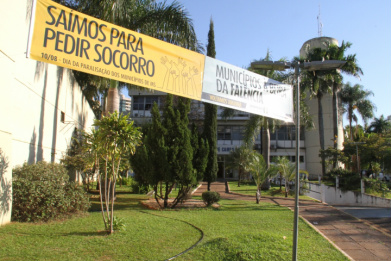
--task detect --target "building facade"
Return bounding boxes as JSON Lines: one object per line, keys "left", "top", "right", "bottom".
{"left": 0, "top": 0, "right": 96, "bottom": 225}
{"left": 119, "top": 94, "right": 132, "bottom": 115}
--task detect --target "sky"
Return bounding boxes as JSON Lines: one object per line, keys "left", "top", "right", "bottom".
{"left": 173, "top": 0, "right": 391, "bottom": 125}
{"left": 123, "top": 0, "right": 391, "bottom": 125}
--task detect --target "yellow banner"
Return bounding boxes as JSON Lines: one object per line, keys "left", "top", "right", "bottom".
{"left": 29, "top": 0, "right": 205, "bottom": 100}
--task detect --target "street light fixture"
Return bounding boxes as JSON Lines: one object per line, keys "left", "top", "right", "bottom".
{"left": 251, "top": 59, "right": 346, "bottom": 261}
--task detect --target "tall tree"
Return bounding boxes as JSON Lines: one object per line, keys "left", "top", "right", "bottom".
{"left": 191, "top": 123, "right": 209, "bottom": 182}
{"left": 325, "top": 42, "right": 363, "bottom": 149}
{"left": 340, "top": 82, "right": 375, "bottom": 139}
{"left": 172, "top": 97, "right": 196, "bottom": 206}
{"left": 300, "top": 47, "right": 333, "bottom": 176}
{"left": 367, "top": 115, "right": 391, "bottom": 135}
{"left": 85, "top": 112, "right": 142, "bottom": 234}
{"left": 68, "top": 0, "right": 201, "bottom": 115}
{"left": 300, "top": 41, "right": 363, "bottom": 173}
{"left": 203, "top": 18, "right": 218, "bottom": 191}
{"left": 136, "top": 95, "right": 196, "bottom": 208}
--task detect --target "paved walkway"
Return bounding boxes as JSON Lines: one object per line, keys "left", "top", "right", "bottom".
{"left": 193, "top": 181, "right": 391, "bottom": 261}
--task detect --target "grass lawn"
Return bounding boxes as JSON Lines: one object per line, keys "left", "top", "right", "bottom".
{"left": 0, "top": 192, "right": 348, "bottom": 260}
{"left": 228, "top": 181, "right": 317, "bottom": 201}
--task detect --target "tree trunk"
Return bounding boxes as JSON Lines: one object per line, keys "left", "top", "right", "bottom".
{"left": 237, "top": 168, "right": 241, "bottom": 187}
{"left": 256, "top": 186, "right": 261, "bottom": 204}
{"left": 318, "top": 94, "right": 326, "bottom": 177}
{"left": 348, "top": 107, "right": 354, "bottom": 140}
{"left": 164, "top": 181, "right": 169, "bottom": 208}
{"left": 279, "top": 173, "right": 282, "bottom": 191}
{"left": 332, "top": 84, "right": 339, "bottom": 168}
{"left": 285, "top": 179, "right": 289, "bottom": 198}
{"left": 106, "top": 80, "right": 120, "bottom": 116}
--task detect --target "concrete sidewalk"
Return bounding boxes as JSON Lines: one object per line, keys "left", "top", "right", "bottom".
{"left": 194, "top": 181, "right": 391, "bottom": 261}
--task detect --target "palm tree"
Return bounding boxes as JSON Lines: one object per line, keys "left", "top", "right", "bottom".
{"left": 246, "top": 151, "right": 278, "bottom": 203}
{"left": 74, "top": 0, "right": 201, "bottom": 115}
{"left": 275, "top": 156, "right": 295, "bottom": 197}
{"left": 367, "top": 115, "right": 391, "bottom": 135}
{"left": 325, "top": 42, "right": 363, "bottom": 148}
{"left": 300, "top": 42, "right": 362, "bottom": 170}
{"left": 225, "top": 145, "right": 253, "bottom": 187}
{"left": 300, "top": 47, "right": 338, "bottom": 176}
{"left": 340, "top": 82, "right": 375, "bottom": 139}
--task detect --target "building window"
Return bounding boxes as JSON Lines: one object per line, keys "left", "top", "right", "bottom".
{"left": 217, "top": 126, "right": 246, "bottom": 141}
{"left": 217, "top": 126, "right": 231, "bottom": 140}
{"left": 61, "top": 111, "right": 65, "bottom": 123}
{"left": 271, "top": 125, "right": 304, "bottom": 141}
{"left": 232, "top": 126, "right": 245, "bottom": 140}
{"left": 145, "top": 97, "right": 158, "bottom": 110}
{"left": 133, "top": 96, "right": 160, "bottom": 116}
{"left": 270, "top": 155, "right": 304, "bottom": 163}
{"left": 133, "top": 96, "right": 144, "bottom": 110}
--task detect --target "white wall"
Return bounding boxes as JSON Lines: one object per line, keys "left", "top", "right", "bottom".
{"left": 305, "top": 182, "right": 391, "bottom": 208}
{"left": 0, "top": 0, "right": 96, "bottom": 225}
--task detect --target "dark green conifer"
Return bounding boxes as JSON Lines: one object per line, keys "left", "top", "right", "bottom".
{"left": 203, "top": 18, "right": 218, "bottom": 191}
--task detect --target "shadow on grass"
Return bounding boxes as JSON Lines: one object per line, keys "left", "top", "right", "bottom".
{"left": 219, "top": 201, "right": 290, "bottom": 212}
{"left": 8, "top": 229, "right": 109, "bottom": 238}
{"left": 60, "top": 230, "right": 109, "bottom": 237}
{"left": 59, "top": 230, "right": 109, "bottom": 237}
{"left": 89, "top": 192, "right": 149, "bottom": 212}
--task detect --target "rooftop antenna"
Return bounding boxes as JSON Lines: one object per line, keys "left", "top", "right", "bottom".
{"left": 317, "top": 4, "right": 323, "bottom": 37}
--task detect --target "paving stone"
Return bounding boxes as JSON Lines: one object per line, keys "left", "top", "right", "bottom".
{"left": 345, "top": 249, "right": 377, "bottom": 260}
{"left": 358, "top": 241, "right": 391, "bottom": 250}
{"left": 369, "top": 248, "right": 391, "bottom": 260}
{"left": 327, "top": 235, "right": 354, "bottom": 242}
{"left": 336, "top": 241, "right": 362, "bottom": 250}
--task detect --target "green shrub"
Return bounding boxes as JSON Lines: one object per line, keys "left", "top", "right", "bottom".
{"left": 112, "top": 216, "right": 126, "bottom": 231}
{"left": 12, "top": 161, "right": 90, "bottom": 222}
{"left": 364, "top": 178, "right": 390, "bottom": 197}
{"left": 202, "top": 191, "right": 221, "bottom": 206}
{"left": 130, "top": 180, "right": 150, "bottom": 194}
{"left": 326, "top": 168, "right": 360, "bottom": 190}
{"left": 116, "top": 176, "right": 133, "bottom": 186}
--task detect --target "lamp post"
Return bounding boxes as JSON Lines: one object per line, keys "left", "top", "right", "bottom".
{"left": 251, "top": 59, "right": 346, "bottom": 261}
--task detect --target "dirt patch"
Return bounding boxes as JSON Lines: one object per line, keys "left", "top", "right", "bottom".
{"left": 141, "top": 198, "right": 219, "bottom": 210}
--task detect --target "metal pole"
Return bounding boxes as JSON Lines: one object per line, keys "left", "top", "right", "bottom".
{"left": 292, "top": 62, "right": 300, "bottom": 261}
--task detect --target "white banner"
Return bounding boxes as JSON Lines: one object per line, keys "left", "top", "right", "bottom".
{"left": 201, "top": 57, "right": 294, "bottom": 122}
